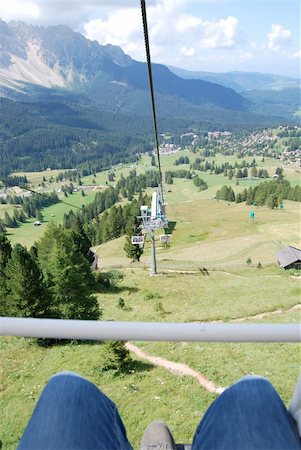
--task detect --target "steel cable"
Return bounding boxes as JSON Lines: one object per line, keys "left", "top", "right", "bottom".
{"left": 140, "top": 0, "right": 165, "bottom": 207}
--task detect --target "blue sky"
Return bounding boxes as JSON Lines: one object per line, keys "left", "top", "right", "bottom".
{"left": 0, "top": 0, "right": 299, "bottom": 77}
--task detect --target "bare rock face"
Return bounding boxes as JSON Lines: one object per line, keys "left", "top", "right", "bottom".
{"left": 0, "top": 19, "right": 248, "bottom": 112}
{"left": 0, "top": 20, "right": 133, "bottom": 92}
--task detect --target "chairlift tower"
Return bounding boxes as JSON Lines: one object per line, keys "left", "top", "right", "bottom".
{"left": 135, "top": 191, "right": 168, "bottom": 276}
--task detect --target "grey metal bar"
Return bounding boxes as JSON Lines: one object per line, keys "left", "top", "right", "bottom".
{"left": 0, "top": 318, "right": 300, "bottom": 342}
{"left": 150, "top": 229, "right": 157, "bottom": 276}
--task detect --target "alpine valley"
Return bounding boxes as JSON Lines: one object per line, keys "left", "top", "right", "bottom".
{"left": 0, "top": 19, "right": 299, "bottom": 174}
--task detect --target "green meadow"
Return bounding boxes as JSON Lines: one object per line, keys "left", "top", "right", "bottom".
{"left": 5, "top": 149, "right": 299, "bottom": 249}
{"left": 1, "top": 264, "right": 300, "bottom": 449}
{"left": 2, "top": 191, "right": 96, "bottom": 248}
{"left": 0, "top": 150, "right": 300, "bottom": 449}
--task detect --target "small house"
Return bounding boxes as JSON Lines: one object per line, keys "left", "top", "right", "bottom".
{"left": 276, "top": 246, "right": 301, "bottom": 270}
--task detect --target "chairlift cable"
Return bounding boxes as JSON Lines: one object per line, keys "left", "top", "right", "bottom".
{"left": 0, "top": 177, "right": 82, "bottom": 211}
{"left": 140, "top": 0, "right": 165, "bottom": 205}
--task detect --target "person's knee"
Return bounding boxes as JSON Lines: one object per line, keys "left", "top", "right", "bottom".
{"left": 44, "top": 371, "right": 85, "bottom": 390}
{"left": 228, "top": 375, "right": 279, "bottom": 404}
{"left": 237, "top": 374, "right": 269, "bottom": 384}
{"left": 234, "top": 375, "right": 274, "bottom": 391}
{"left": 51, "top": 371, "right": 83, "bottom": 381}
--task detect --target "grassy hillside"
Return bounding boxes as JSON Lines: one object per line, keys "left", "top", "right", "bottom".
{"left": 1, "top": 265, "right": 300, "bottom": 449}
{"left": 2, "top": 191, "right": 96, "bottom": 248}
{"left": 5, "top": 147, "right": 299, "bottom": 249}
{"left": 0, "top": 149, "right": 300, "bottom": 449}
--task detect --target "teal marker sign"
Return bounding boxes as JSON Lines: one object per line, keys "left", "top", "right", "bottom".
{"left": 250, "top": 210, "right": 255, "bottom": 221}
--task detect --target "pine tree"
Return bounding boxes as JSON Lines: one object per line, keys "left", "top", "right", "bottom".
{"left": 5, "top": 244, "right": 49, "bottom": 318}
{"left": 100, "top": 341, "right": 131, "bottom": 373}
{"left": 37, "top": 223, "right": 100, "bottom": 320}
{"left": 124, "top": 219, "right": 144, "bottom": 262}
{"left": 0, "top": 234, "right": 12, "bottom": 315}
{"left": 235, "top": 192, "right": 243, "bottom": 203}
{"left": 0, "top": 220, "right": 6, "bottom": 234}
{"left": 275, "top": 167, "right": 283, "bottom": 179}
{"left": 35, "top": 209, "right": 43, "bottom": 222}
{"left": 227, "top": 187, "right": 236, "bottom": 202}
{"left": 266, "top": 193, "right": 279, "bottom": 209}
{"left": 4, "top": 211, "right": 17, "bottom": 228}
{"left": 70, "top": 216, "right": 92, "bottom": 262}
{"left": 236, "top": 169, "right": 242, "bottom": 179}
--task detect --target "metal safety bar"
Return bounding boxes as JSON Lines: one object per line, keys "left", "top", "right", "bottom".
{"left": 0, "top": 318, "right": 300, "bottom": 342}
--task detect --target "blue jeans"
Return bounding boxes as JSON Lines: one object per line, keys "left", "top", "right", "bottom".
{"left": 192, "top": 376, "right": 300, "bottom": 450}
{"left": 18, "top": 372, "right": 300, "bottom": 450}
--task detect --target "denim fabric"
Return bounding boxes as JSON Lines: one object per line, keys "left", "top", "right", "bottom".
{"left": 17, "top": 372, "right": 133, "bottom": 450}
{"left": 17, "top": 373, "right": 300, "bottom": 450}
{"left": 192, "top": 376, "right": 301, "bottom": 450}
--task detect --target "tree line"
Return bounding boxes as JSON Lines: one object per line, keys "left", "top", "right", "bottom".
{"left": 0, "top": 225, "right": 100, "bottom": 326}
{"left": 0, "top": 97, "right": 152, "bottom": 176}
{"left": 0, "top": 192, "right": 59, "bottom": 231}
{"left": 190, "top": 158, "right": 262, "bottom": 178}
{"left": 0, "top": 169, "right": 159, "bottom": 334}
{"left": 216, "top": 179, "right": 301, "bottom": 207}
{"left": 63, "top": 170, "right": 155, "bottom": 251}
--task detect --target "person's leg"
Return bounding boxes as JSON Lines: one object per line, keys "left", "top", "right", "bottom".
{"left": 18, "top": 371, "right": 133, "bottom": 450}
{"left": 192, "top": 375, "right": 301, "bottom": 450}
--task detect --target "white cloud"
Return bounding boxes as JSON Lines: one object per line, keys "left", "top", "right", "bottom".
{"left": 199, "top": 16, "right": 241, "bottom": 49}
{"left": 83, "top": 3, "right": 243, "bottom": 64}
{"left": 176, "top": 14, "right": 202, "bottom": 33}
{"left": 84, "top": 7, "right": 145, "bottom": 60}
{"left": 238, "top": 51, "right": 254, "bottom": 62}
{"left": 0, "top": 0, "right": 158, "bottom": 28}
{"left": 0, "top": 0, "right": 298, "bottom": 77}
{"left": 287, "top": 50, "right": 300, "bottom": 59}
{"left": 180, "top": 46, "right": 196, "bottom": 57}
{"left": 267, "top": 24, "right": 292, "bottom": 52}
{"left": 0, "top": 0, "right": 40, "bottom": 22}
{"left": 84, "top": 8, "right": 142, "bottom": 47}
{"left": 83, "top": 0, "right": 182, "bottom": 60}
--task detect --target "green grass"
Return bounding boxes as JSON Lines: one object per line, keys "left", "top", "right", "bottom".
{"left": 6, "top": 191, "right": 96, "bottom": 248}
{"left": 1, "top": 265, "right": 300, "bottom": 449}
{"left": 98, "top": 267, "right": 300, "bottom": 324}
{"left": 94, "top": 194, "right": 300, "bottom": 270}
{"left": 8, "top": 151, "right": 299, "bottom": 248}
{"left": 0, "top": 203, "right": 15, "bottom": 220}
{"left": 0, "top": 336, "right": 215, "bottom": 449}
{"left": 14, "top": 169, "right": 63, "bottom": 189}
{"left": 2, "top": 151, "right": 300, "bottom": 449}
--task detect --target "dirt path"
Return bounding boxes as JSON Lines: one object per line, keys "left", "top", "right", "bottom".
{"left": 125, "top": 305, "right": 300, "bottom": 395}
{"left": 200, "top": 304, "right": 301, "bottom": 324}
{"left": 125, "top": 342, "right": 225, "bottom": 394}
{"left": 231, "top": 304, "right": 301, "bottom": 322}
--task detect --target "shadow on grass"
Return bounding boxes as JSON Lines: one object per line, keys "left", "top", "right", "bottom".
{"left": 95, "top": 284, "right": 139, "bottom": 295}
{"left": 199, "top": 267, "right": 210, "bottom": 276}
{"left": 126, "top": 359, "right": 154, "bottom": 373}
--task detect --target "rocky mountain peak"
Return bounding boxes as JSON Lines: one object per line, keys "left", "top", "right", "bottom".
{"left": 0, "top": 20, "right": 133, "bottom": 91}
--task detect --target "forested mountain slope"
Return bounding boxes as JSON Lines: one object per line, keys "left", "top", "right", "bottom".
{"left": 0, "top": 20, "right": 296, "bottom": 174}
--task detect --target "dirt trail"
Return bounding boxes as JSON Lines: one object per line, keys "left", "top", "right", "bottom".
{"left": 231, "top": 304, "right": 301, "bottom": 322}
{"left": 202, "top": 304, "right": 301, "bottom": 324}
{"left": 125, "top": 342, "right": 225, "bottom": 394}
{"left": 125, "top": 305, "right": 300, "bottom": 396}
